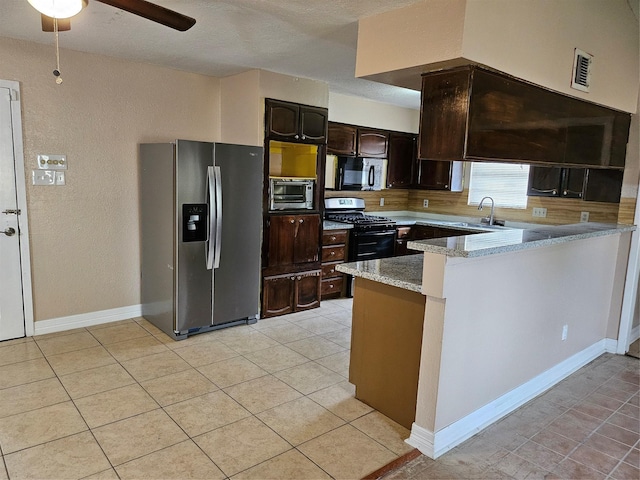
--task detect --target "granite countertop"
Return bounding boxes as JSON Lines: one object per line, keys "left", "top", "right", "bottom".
{"left": 334, "top": 222, "right": 635, "bottom": 292}
{"left": 336, "top": 254, "right": 423, "bottom": 293}
{"left": 323, "top": 220, "right": 353, "bottom": 230}
{"left": 407, "top": 222, "right": 636, "bottom": 258}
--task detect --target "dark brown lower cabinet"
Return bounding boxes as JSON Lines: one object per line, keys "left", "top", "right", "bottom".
{"left": 262, "top": 270, "right": 321, "bottom": 318}
{"left": 411, "top": 225, "right": 479, "bottom": 242}
{"left": 321, "top": 229, "right": 348, "bottom": 300}
{"left": 395, "top": 226, "right": 412, "bottom": 256}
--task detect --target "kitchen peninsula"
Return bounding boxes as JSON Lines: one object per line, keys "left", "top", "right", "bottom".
{"left": 337, "top": 222, "right": 635, "bottom": 459}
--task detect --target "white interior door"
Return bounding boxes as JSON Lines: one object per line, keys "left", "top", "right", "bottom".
{"left": 0, "top": 86, "right": 26, "bottom": 341}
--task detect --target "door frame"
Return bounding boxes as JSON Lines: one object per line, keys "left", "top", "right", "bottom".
{"left": 1, "top": 79, "right": 34, "bottom": 337}
{"left": 617, "top": 194, "right": 640, "bottom": 354}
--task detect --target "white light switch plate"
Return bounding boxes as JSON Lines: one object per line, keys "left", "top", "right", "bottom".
{"left": 32, "top": 170, "right": 65, "bottom": 186}
{"left": 37, "top": 154, "right": 67, "bottom": 170}
{"left": 32, "top": 170, "right": 55, "bottom": 185}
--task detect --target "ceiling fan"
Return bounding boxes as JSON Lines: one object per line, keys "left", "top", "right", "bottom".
{"left": 28, "top": 0, "right": 196, "bottom": 32}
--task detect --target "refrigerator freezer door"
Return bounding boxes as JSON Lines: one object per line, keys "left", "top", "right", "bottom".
{"left": 211, "top": 143, "right": 263, "bottom": 326}
{"left": 175, "top": 140, "right": 214, "bottom": 333}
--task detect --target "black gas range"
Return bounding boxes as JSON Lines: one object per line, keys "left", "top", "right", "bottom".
{"left": 324, "top": 197, "right": 397, "bottom": 263}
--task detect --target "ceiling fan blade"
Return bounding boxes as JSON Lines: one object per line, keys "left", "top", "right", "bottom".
{"left": 95, "top": 0, "right": 196, "bottom": 31}
{"left": 41, "top": 15, "right": 72, "bottom": 32}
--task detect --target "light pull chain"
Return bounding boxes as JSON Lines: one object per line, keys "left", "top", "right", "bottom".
{"left": 53, "top": 18, "right": 63, "bottom": 84}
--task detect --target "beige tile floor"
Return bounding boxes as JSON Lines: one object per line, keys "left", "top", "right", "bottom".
{"left": 381, "top": 352, "right": 640, "bottom": 480}
{"left": 0, "top": 298, "right": 415, "bottom": 480}
{"left": 1, "top": 299, "right": 638, "bottom": 480}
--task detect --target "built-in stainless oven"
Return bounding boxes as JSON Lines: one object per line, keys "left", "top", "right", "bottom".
{"left": 269, "top": 177, "right": 314, "bottom": 211}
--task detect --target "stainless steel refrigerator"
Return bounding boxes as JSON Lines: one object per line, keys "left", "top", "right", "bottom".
{"left": 139, "top": 140, "right": 263, "bottom": 339}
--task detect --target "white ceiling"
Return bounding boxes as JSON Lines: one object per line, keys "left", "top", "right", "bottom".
{"left": 0, "top": 0, "right": 426, "bottom": 109}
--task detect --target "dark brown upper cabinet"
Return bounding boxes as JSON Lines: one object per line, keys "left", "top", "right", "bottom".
{"left": 419, "top": 66, "right": 631, "bottom": 169}
{"left": 415, "top": 160, "right": 463, "bottom": 191}
{"left": 583, "top": 169, "right": 624, "bottom": 203}
{"left": 527, "top": 166, "right": 622, "bottom": 203}
{"left": 327, "top": 123, "right": 358, "bottom": 155}
{"left": 528, "top": 166, "right": 585, "bottom": 198}
{"left": 387, "top": 132, "right": 416, "bottom": 188}
{"left": 265, "top": 99, "right": 328, "bottom": 144}
{"left": 326, "top": 122, "right": 391, "bottom": 158}
{"left": 357, "top": 128, "right": 389, "bottom": 158}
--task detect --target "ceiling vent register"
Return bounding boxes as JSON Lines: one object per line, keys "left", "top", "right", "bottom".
{"left": 571, "top": 48, "right": 592, "bottom": 92}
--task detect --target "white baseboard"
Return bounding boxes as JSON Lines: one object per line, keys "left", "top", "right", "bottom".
{"left": 33, "top": 304, "right": 143, "bottom": 336}
{"left": 407, "top": 338, "right": 612, "bottom": 459}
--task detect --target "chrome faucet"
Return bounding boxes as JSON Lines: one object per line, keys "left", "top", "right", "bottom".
{"left": 478, "top": 196, "right": 495, "bottom": 226}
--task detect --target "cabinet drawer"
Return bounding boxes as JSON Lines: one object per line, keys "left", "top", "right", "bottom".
{"left": 322, "top": 261, "right": 343, "bottom": 279}
{"left": 322, "top": 230, "right": 348, "bottom": 245}
{"left": 321, "top": 277, "right": 344, "bottom": 296}
{"left": 322, "top": 245, "right": 345, "bottom": 262}
{"left": 396, "top": 226, "right": 412, "bottom": 239}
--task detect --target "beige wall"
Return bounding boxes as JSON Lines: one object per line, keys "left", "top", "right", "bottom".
{"left": 416, "top": 231, "right": 632, "bottom": 432}
{"left": 220, "top": 70, "right": 263, "bottom": 146}
{"left": 328, "top": 92, "right": 419, "bottom": 133}
{"left": 0, "top": 36, "right": 220, "bottom": 321}
{"left": 356, "top": 0, "right": 639, "bottom": 113}
{"left": 356, "top": 0, "right": 467, "bottom": 85}
{"left": 220, "top": 69, "right": 329, "bottom": 146}
{"left": 462, "top": 0, "right": 639, "bottom": 113}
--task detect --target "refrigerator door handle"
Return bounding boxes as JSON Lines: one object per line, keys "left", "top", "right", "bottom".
{"left": 206, "top": 166, "right": 215, "bottom": 270}
{"left": 213, "top": 165, "right": 223, "bottom": 269}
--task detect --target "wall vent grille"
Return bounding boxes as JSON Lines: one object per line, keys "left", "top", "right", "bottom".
{"left": 571, "top": 48, "right": 592, "bottom": 92}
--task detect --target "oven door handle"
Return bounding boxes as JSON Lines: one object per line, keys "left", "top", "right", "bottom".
{"left": 352, "top": 230, "right": 396, "bottom": 237}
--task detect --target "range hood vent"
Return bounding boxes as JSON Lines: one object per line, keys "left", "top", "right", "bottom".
{"left": 571, "top": 48, "right": 592, "bottom": 92}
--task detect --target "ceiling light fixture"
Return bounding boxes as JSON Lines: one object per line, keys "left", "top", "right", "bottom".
{"left": 27, "top": 0, "right": 87, "bottom": 19}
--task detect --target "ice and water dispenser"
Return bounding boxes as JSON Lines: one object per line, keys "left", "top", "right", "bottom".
{"left": 182, "top": 204, "right": 208, "bottom": 242}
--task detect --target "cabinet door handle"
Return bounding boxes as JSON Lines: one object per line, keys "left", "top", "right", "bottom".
{"left": 294, "top": 134, "right": 300, "bottom": 140}
{"left": 299, "top": 219, "right": 303, "bottom": 223}
{"left": 330, "top": 251, "right": 335, "bottom": 256}
{"left": 290, "top": 219, "right": 295, "bottom": 224}
{"left": 301, "top": 134, "right": 306, "bottom": 140}
{"left": 330, "top": 236, "right": 336, "bottom": 241}
{"left": 296, "top": 276, "right": 302, "bottom": 280}
{"left": 329, "top": 269, "right": 334, "bottom": 274}
{"left": 329, "top": 284, "right": 334, "bottom": 289}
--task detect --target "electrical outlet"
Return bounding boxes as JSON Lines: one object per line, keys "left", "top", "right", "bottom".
{"left": 561, "top": 324, "right": 568, "bottom": 341}
{"left": 532, "top": 207, "right": 547, "bottom": 218}
{"left": 580, "top": 211, "right": 589, "bottom": 222}
{"left": 423, "top": 199, "right": 429, "bottom": 208}
{"left": 379, "top": 197, "right": 385, "bottom": 207}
